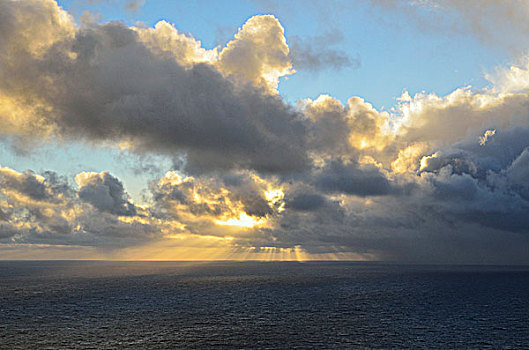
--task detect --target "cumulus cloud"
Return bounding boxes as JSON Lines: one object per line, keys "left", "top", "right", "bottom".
{"left": 264, "top": 57, "right": 529, "bottom": 262}
{"left": 76, "top": 171, "right": 137, "bottom": 216}
{"left": 134, "top": 20, "right": 218, "bottom": 65}
{"left": 0, "top": 1, "right": 307, "bottom": 174}
{"left": 0, "top": 166, "right": 157, "bottom": 247}
{"left": 3, "top": 0, "right": 529, "bottom": 263}
{"left": 301, "top": 94, "right": 394, "bottom": 159}
{"left": 217, "top": 15, "right": 293, "bottom": 92}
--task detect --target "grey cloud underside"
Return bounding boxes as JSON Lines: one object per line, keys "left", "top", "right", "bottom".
{"left": 285, "top": 192, "right": 326, "bottom": 211}
{"left": 415, "top": 127, "right": 529, "bottom": 234}
{"left": 314, "top": 160, "right": 393, "bottom": 196}
{"left": 1, "top": 18, "right": 309, "bottom": 174}
{"left": 3, "top": 130, "right": 529, "bottom": 262}
{"left": 244, "top": 125, "right": 529, "bottom": 262}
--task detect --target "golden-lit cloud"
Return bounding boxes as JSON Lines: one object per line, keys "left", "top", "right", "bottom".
{"left": 217, "top": 15, "right": 294, "bottom": 93}
{"left": 135, "top": 20, "right": 218, "bottom": 65}
{"left": 391, "top": 142, "right": 429, "bottom": 173}
{"left": 150, "top": 170, "right": 285, "bottom": 237}
{"left": 346, "top": 97, "right": 392, "bottom": 151}
{"left": 1, "top": 0, "right": 74, "bottom": 56}
{"left": 302, "top": 94, "right": 394, "bottom": 159}
{"left": 137, "top": 14, "right": 294, "bottom": 93}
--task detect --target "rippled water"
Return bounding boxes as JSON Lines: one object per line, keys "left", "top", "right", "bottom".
{"left": 1, "top": 261, "right": 528, "bottom": 349}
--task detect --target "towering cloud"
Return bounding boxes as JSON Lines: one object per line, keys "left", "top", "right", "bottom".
{"left": 217, "top": 15, "right": 294, "bottom": 92}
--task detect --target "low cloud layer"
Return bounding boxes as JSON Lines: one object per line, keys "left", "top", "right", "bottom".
{"left": 2, "top": 0, "right": 529, "bottom": 263}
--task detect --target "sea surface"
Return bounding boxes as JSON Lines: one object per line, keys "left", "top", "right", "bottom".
{"left": 1, "top": 261, "right": 529, "bottom": 349}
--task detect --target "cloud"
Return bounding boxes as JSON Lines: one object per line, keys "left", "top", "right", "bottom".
{"left": 149, "top": 170, "right": 284, "bottom": 238}
{"left": 314, "top": 159, "right": 392, "bottom": 197}
{"left": 289, "top": 30, "right": 360, "bottom": 71}
{"left": 479, "top": 129, "right": 496, "bottom": 146}
{"left": 0, "top": 1, "right": 308, "bottom": 174}
{"left": 0, "top": 166, "right": 157, "bottom": 248}
{"left": 3, "top": 0, "right": 529, "bottom": 263}
{"left": 371, "top": 0, "right": 529, "bottom": 53}
{"left": 261, "top": 61, "right": 529, "bottom": 262}
{"left": 134, "top": 20, "right": 218, "bottom": 65}
{"left": 75, "top": 171, "right": 137, "bottom": 216}
{"left": 302, "top": 94, "right": 394, "bottom": 158}
{"left": 285, "top": 191, "right": 326, "bottom": 211}
{"left": 217, "top": 15, "right": 294, "bottom": 92}
{"left": 124, "top": 0, "right": 145, "bottom": 12}
{"left": 85, "top": 0, "right": 146, "bottom": 12}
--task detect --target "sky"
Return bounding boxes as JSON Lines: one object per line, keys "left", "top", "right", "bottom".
{"left": 2, "top": 0, "right": 529, "bottom": 263}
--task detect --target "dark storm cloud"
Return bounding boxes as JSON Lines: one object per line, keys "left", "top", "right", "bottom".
{"left": 285, "top": 192, "right": 326, "bottom": 211}
{"left": 63, "top": 27, "right": 306, "bottom": 173}
{"left": 245, "top": 119, "right": 529, "bottom": 263}
{"left": 416, "top": 136, "right": 529, "bottom": 234}
{"left": 258, "top": 174, "right": 529, "bottom": 264}
{"left": 314, "top": 159, "right": 392, "bottom": 196}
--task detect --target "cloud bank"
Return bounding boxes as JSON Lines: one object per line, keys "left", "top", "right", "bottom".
{"left": 2, "top": 0, "right": 529, "bottom": 263}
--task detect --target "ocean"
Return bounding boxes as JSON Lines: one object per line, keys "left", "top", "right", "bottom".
{"left": 1, "top": 261, "right": 528, "bottom": 349}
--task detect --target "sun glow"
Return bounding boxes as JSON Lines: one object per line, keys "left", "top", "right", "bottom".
{"left": 264, "top": 188, "right": 285, "bottom": 212}
{"left": 420, "top": 153, "right": 438, "bottom": 171}
{"left": 215, "top": 212, "right": 265, "bottom": 228}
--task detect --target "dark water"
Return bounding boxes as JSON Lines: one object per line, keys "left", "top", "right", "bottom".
{"left": 1, "top": 261, "right": 529, "bottom": 349}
